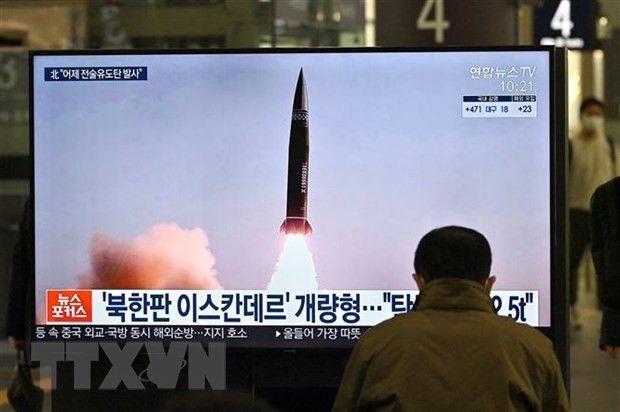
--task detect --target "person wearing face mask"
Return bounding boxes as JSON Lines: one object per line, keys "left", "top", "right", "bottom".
{"left": 569, "top": 97, "right": 619, "bottom": 328}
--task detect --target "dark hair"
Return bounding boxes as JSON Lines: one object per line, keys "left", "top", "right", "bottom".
{"left": 414, "top": 226, "right": 492, "bottom": 284}
{"left": 580, "top": 97, "right": 605, "bottom": 115}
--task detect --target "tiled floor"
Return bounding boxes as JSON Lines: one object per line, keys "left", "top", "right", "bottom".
{"left": 570, "top": 281, "right": 620, "bottom": 411}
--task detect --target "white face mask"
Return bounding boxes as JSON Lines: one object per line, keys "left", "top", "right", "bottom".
{"left": 582, "top": 115, "right": 604, "bottom": 133}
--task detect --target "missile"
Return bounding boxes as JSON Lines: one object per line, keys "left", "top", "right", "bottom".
{"left": 280, "top": 69, "right": 313, "bottom": 235}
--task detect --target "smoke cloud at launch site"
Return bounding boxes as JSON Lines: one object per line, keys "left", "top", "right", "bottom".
{"left": 78, "top": 223, "right": 222, "bottom": 290}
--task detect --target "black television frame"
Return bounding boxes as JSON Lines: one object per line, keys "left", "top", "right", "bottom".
{"left": 29, "top": 46, "right": 569, "bottom": 402}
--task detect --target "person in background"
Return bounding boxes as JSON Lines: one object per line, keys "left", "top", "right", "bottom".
{"left": 569, "top": 97, "right": 618, "bottom": 327}
{"left": 332, "top": 226, "right": 569, "bottom": 411}
{"left": 590, "top": 177, "right": 620, "bottom": 359}
{"left": 5, "top": 197, "right": 33, "bottom": 353}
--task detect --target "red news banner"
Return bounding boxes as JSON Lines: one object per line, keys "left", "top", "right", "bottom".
{"left": 45, "top": 289, "right": 539, "bottom": 327}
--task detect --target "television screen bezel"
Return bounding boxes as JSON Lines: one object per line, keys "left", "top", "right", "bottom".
{"left": 29, "top": 46, "right": 568, "bottom": 381}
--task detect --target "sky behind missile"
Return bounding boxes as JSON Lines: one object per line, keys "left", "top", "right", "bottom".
{"left": 33, "top": 51, "right": 552, "bottom": 325}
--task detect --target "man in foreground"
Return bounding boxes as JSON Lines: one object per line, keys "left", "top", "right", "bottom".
{"left": 332, "top": 226, "right": 569, "bottom": 411}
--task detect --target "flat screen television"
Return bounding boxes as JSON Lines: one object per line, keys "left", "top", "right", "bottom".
{"left": 30, "top": 48, "right": 567, "bottom": 359}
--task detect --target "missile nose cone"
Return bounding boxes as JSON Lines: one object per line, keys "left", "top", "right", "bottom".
{"left": 293, "top": 68, "right": 308, "bottom": 111}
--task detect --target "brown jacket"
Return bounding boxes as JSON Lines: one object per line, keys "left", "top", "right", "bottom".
{"left": 332, "top": 279, "right": 569, "bottom": 412}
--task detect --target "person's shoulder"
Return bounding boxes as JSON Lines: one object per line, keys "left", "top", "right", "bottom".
{"left": 494, "top": 316, "right": 554, "bottom": 353}
{"left": 494, "top": 315, "right": 546, "bottom": 336}
{"left": 602, "top": 176, "right": 620, "bottom": 190}
{"left": 358, "top": 311, "right": 416, "bottom": 345}
{"left": 491, "top": 318, "right": 563, "bottom": 375}
{"left": 373, "top": 310, "right": 417, "bottom": 329}
{"left": 593, "top": 176, "right": 620, "bottom": 198}
{"left": 348, "top": 312, "right": 417, "bottom": 363}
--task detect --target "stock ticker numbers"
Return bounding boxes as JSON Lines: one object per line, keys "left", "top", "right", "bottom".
{"left": 462, "top": 95, "right": 538, "bottom": 118}
{"left": 464, "top": 63, "right": 538, "bottom": 119}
